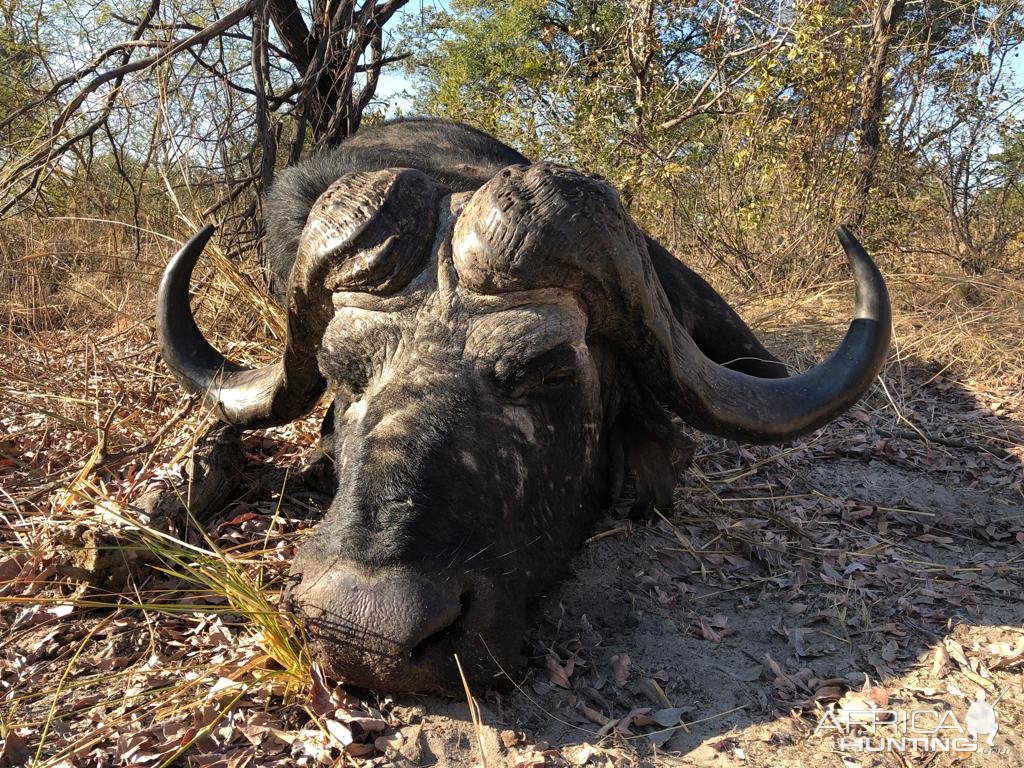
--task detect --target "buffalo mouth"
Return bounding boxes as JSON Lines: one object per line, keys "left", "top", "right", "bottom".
{"left": 285, "top": 565, "right": 520, "bottom": 694}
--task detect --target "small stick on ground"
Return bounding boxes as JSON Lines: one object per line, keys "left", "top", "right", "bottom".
{"left": 877, "top": 428, "right": 1014, "bottom": 459}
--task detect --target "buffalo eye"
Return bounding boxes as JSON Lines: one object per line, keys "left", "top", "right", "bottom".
{"left": 343, "top": 366, "right": 370, "bottom": 398}
{"left": 318, "top": 345, "right": 371, "bottom": 398}
{"left": 541, "top": 368, "right": 575, "bottom": 390}
{"left": 498, "top": 345, "right": 578, "bottom": 400}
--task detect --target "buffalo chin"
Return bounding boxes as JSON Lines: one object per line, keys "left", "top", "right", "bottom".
{"left": 308, "top": 625, "right": 521, "bottom": 695}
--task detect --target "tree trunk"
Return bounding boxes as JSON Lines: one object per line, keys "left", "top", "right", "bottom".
{"left": 848, "top": 0, "right": 906, "bottom": 231}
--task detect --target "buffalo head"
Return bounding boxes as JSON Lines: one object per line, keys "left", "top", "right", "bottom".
{"left": 157, "top": 161, "right": 890, "bottom": 692}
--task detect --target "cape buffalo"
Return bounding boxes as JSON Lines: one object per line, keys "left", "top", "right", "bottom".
{"left": 157, "top": 118, "right": 890, "bottom": 693}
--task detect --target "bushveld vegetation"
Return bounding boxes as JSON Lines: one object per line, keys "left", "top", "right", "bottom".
{"left": 1, "top": 0, "right": 1022, "bottom": 766}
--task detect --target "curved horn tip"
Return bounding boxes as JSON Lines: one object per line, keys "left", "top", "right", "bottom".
{"left": 834, "top": 225, "right": 890, "bottom": 323}
{"left": 662, "top": 223, "right": 892, "bottom": 445}
{"left": 161, "top": 225, "right": 218, "bottom": 300}
{"left": 835, "top": 225, "right": 866, "bottom": 259}
{"left": 157, "top": 222, "right": 326, "bottom": 430}
{"left": 171, "top": 224, "right": 217, "bottom": 268}
{"left": 157, "top": 223, "right": 224, "bottom": 392}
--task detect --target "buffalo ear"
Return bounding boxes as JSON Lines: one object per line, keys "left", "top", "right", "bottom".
{"left": 644, "top": 235, "right": 789, "bottom": 378}
{"left": 611, "top": 383, "right": 696, "bottom": 517}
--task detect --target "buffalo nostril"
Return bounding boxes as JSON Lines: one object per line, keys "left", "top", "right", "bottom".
{"left": 407, "top": 589, "right": 471, "bottom": 663}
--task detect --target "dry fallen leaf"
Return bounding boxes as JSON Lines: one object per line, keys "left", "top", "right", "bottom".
{"left": 499, "top": 730, "right": 523, "bottom": 749}
{"left": 698, "top": 617, "right": 722, "bottom": 643}
{"left": 546, "top": 652, "right": 573, "bottom": 689}
{"left": 610, "top": 653, "right": 631, "bottom": 685}
{"left": 565, "top": 744, "right": 594, "bottom": 766}
{"left": 345, "top": 715, "right": 387, "bottom": 736}
{"left": 580, "top": 704, "right": 610, "bottom": 726}
{"left": 804, "top": 684, "right": 846, "bottom": 706}
{"left": 344, "top": 741, "right": 376, "bottom": 757}
{"left": 931, "top": 643, "right": 952, "bottom": 678}
{"left": 308, "top": 662, "right": 360, "bottom": 717}
{"left": 942, "top": 637, "right": 971, "bottom": 669}
{"left": 764, "top": 653, "right": 795, "bottom": 691}
{"left": 985, "top": 639, "right": 1024, "bottom": 670}
{"left": 375, "top": 730, "right": 404, "bottom": 753}
{"left": 836, "top": 677, "right": 889, "bottom": 726}
{"left": 615, "top": 707, "right": 654, "bottom": 735}
{"left": 513, "top": 750, "right": 548, "bottom": 768}
{"left": 880, "top": 639, "right": 899, "bottom": 663}
{"left": 0, "top": 729, "right": 29, "bottom": 768}
{"left": 651, "top": 707, "right": 688, "bottom": 727}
